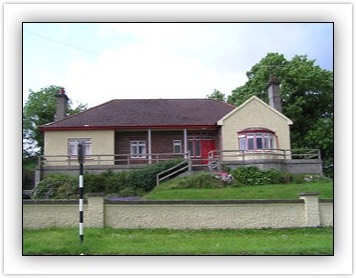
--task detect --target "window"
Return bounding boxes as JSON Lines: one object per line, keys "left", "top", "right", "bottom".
{"left": 187, "top": 133, "right": 215, "bottom": 157}
{"left": 173, "top": 140, "right": 182, "bottom": 154}
{"left": 239, "top": 137, "right": 247, "bottom": 151}
{"left": 188, "top": 139, "right": 201, "bottom": 157}
{"left": 238, "top": 131, "right": 275, "bottom": 151}
{"left": 68, "top": 138, "right": 92, "bottom": 158}
{"left": 130, "top": 141, "right": 147, "bottom": 158}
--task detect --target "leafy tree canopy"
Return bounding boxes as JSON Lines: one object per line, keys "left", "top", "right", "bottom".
{"left": 206, "top": 89, "right": 226, "bottom": 102}
{"left": 23, "top": 85, "right": 87, "bottom": 158}
{"left": 218, "top": 52, "right": 333, "bottom": 176}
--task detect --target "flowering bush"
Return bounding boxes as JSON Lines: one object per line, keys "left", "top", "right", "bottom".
{"left": 213, "top": 172, "right": 234, "bottom": 184}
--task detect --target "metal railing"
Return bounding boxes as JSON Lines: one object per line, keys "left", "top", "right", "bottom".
{"left": 37, "top": 149, "right": 320, "bottom": 168}
{"left": 208, "top": 149, "right": 321, "bottom": 164}
{"left": 37, "top": 152, "right": 190, "bottom": 167}
{"left": 156, "top": 160, "right": 192, "bottom": 186}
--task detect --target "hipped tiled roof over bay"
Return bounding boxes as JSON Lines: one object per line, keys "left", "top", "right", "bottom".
{"left": 40, "top": 99, "right": 237, "bottom": 131}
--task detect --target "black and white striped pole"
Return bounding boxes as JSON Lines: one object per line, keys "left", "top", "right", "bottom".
{"left": 78, "top": 142, "right": 85, "bottom": 244}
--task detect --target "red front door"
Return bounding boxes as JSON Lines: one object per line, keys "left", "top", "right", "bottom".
{"left": 201, "top": 140, "right": 215, "bottom": 164}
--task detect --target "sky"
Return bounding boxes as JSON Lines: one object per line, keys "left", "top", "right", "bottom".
{"left": 23, "top": 23, "right": 333, "bottom": 108}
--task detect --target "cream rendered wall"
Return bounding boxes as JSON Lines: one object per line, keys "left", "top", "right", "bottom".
{"left": 44, "top": 130, "right": 115, "bottom": 166}
{"left": 218, "top": 97, "right": 292, "bottom": 159}
{"left": 23, "top": 203, "right": 81, "bottom": 228}
{"left": 320, "top": 203, "right": 333, "bottom": 227}
{"left": 105, "top": 203, "right": 305, "bottom": 229}
{"left": 23, "top": 197, "right": 333, "bottom": 229}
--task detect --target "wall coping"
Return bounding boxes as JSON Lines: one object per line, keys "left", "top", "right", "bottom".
{"left": 87, "top": 193, "right": 106, "bottom": 197}
{"left": 23, "top": 199, "right": 303, "bottom": 205}
{"left": 299, "top": 192, "right": 320, "bottom": 197}
{"left": 104, "top": 199, "right": 305, "bottom": 205}
{"left": 23, "top": 199, "right": 86, "bottom": 204}
{"left": 319, "top": 199, "right": 333, "bottom": 203}
{"left": 23, "top": 198, "right": 334, "bottom": 205}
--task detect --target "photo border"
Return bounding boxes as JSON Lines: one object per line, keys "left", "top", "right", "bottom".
{"left": 4, "top": 2, "right": 352, "bottom": 275}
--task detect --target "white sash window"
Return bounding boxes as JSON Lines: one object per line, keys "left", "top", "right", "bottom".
{"left": 173, "top": 140, "right": 182, "bottom": 154}
{"left": 68, "top": 138, "right": 92, "bottom": 158}
{"left": 130, "top": 141, "right": 147, "bottom": 158}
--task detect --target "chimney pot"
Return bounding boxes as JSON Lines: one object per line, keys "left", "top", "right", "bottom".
{"left": 267, "top": 75, "right": 282, "bottom": 113}
{"left": 55, "top": 88, "right": 69, "bottom": 121}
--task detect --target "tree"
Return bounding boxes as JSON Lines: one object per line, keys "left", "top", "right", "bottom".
{"left": 304, "top": 117, "right": 333, "bottom": 177}
{"left": 23, "top": 85, "right": 87, "bottom": 158}
{"left": 227, "top": 53, "right": 333, "bottom": 176}
{"left": 206, "top": 89, "right": 226, "bottom": 102}
{"left": 227, "top": 53, "right": 289, "bottom": 105}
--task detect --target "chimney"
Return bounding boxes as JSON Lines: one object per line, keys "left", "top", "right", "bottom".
{"left": 267, "top": 74, "right": 282, "bottom": 113}
{"left": 55, "top": 88, "right": 69, "bottom": 121}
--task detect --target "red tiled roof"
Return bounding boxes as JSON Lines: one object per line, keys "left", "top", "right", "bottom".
{"left": 41, "top": 99, "right": 236, "bottom": 131}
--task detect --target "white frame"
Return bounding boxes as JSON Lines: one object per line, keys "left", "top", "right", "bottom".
{"left": 130, "top": 140, "right": 147, "bottom": 158}
{"left": 173, "top": 140, "right": 182, "bottom": 154}
{"left": 187, "top": 139, "right": 201, "bottom": 157}
{"left": 238, "top": 132, "right": 275, "bottom": 151}
{"left": 67, "top": 138, "right": 92, "bottom": 158}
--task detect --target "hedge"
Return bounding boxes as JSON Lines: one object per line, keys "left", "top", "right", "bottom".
{"left": 230, "top": 166, "right": 324, "bottom": 186}
{"left": 32, "top": 159, "right": 184, "bottom": 199}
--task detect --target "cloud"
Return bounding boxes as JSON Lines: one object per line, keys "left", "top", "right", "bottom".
{"left": 63, "top": 39, "right": 247, "bottom": 107}
{"left": 23, "top": 23, "right": 332, "bottom": 108}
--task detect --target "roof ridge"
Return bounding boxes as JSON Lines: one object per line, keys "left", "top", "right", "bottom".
{"left": 209, "top": 98, "right": 237, "bottom": 108}
{"left": 111, "top": 98, "right": 238, "bottom": 108}
{"left": 111, "top": 98, "right": 220, "bottom": 101}
{"left": 40, "top": 99, "right": 117, "bottom": 128}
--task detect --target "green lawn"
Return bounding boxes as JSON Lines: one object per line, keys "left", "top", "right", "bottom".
{"left": 24, "top": 177, "right": 333, "bottom": 255}
{"left": 23, "top": 227, "right": 333, "bottom": 255}
{"left": 144, "top": 181, "right": 333, "bottom": 200}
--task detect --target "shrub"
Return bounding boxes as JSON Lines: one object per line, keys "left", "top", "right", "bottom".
{"left": 84, "top": 172, "right": 106, "bottom": 193}
{"left": 291, "top": 174, "right": 307, "bottom": 184}
{"left": 124, "top": 159, "right": 184, "bottom": 193}
{"left": 118, "top": 186, "right": 145, "bottom": 197}
{"left": 107, "top": 171, "right": 128, "bottom": 193}
{"left": 264, "top": 169, "right": 293, "bottom": 184}
{"left": 230, "top": 166, "right": 330, "bottom": 186}
{"left": 230, "top": 166, "right": 268, "bottom": 186}
{"left": 83, "top": 170, "right": 128, "bottom": 194}
{"left": 31, "top": 159, "right": 184, "bottom": 199}
{"left": 230, "top": 166, "right": 295, "bottom": 186}
{"left": 157, "top": 171, "right": 238, "bottom": 190}
{"left": 32, "top": 174, "right": 77, "bottom": 199}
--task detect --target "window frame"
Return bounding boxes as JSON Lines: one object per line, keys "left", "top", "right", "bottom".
{"left": 187, "top": 138, "right": 201, "bottom": 158}
{"left": 187, "top": 133, "right": 215, "bottom": 157}
{"left": 130, "top": 140, "right": 147, "bottom": 159}
{"left": 173, "top": 140, "right": 182, "bottom": 154}
{"left": 238, "top": 130, "right": 275, "bottom": 152}
{"left": 67, "top": 138, "right": 92, "bottom": 159}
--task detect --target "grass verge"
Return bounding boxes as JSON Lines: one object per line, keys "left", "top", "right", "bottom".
{"left": 23, "top": 227, "right": 333, "bottom": 255}
{"left": 144, "top": 181, "right": 333, "bottom": 200}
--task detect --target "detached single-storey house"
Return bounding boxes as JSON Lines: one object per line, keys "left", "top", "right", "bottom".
{"left": 37, "top": 78, "right": 322, "bottom": 183}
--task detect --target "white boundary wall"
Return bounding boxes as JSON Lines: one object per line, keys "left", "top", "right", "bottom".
{"left": 23, "top": 193, "right": 333, "bottom": 230}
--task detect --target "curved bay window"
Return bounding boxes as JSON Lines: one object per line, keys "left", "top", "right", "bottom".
{"left": 238, "top": 129, "right": 276, "bottom": 151}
